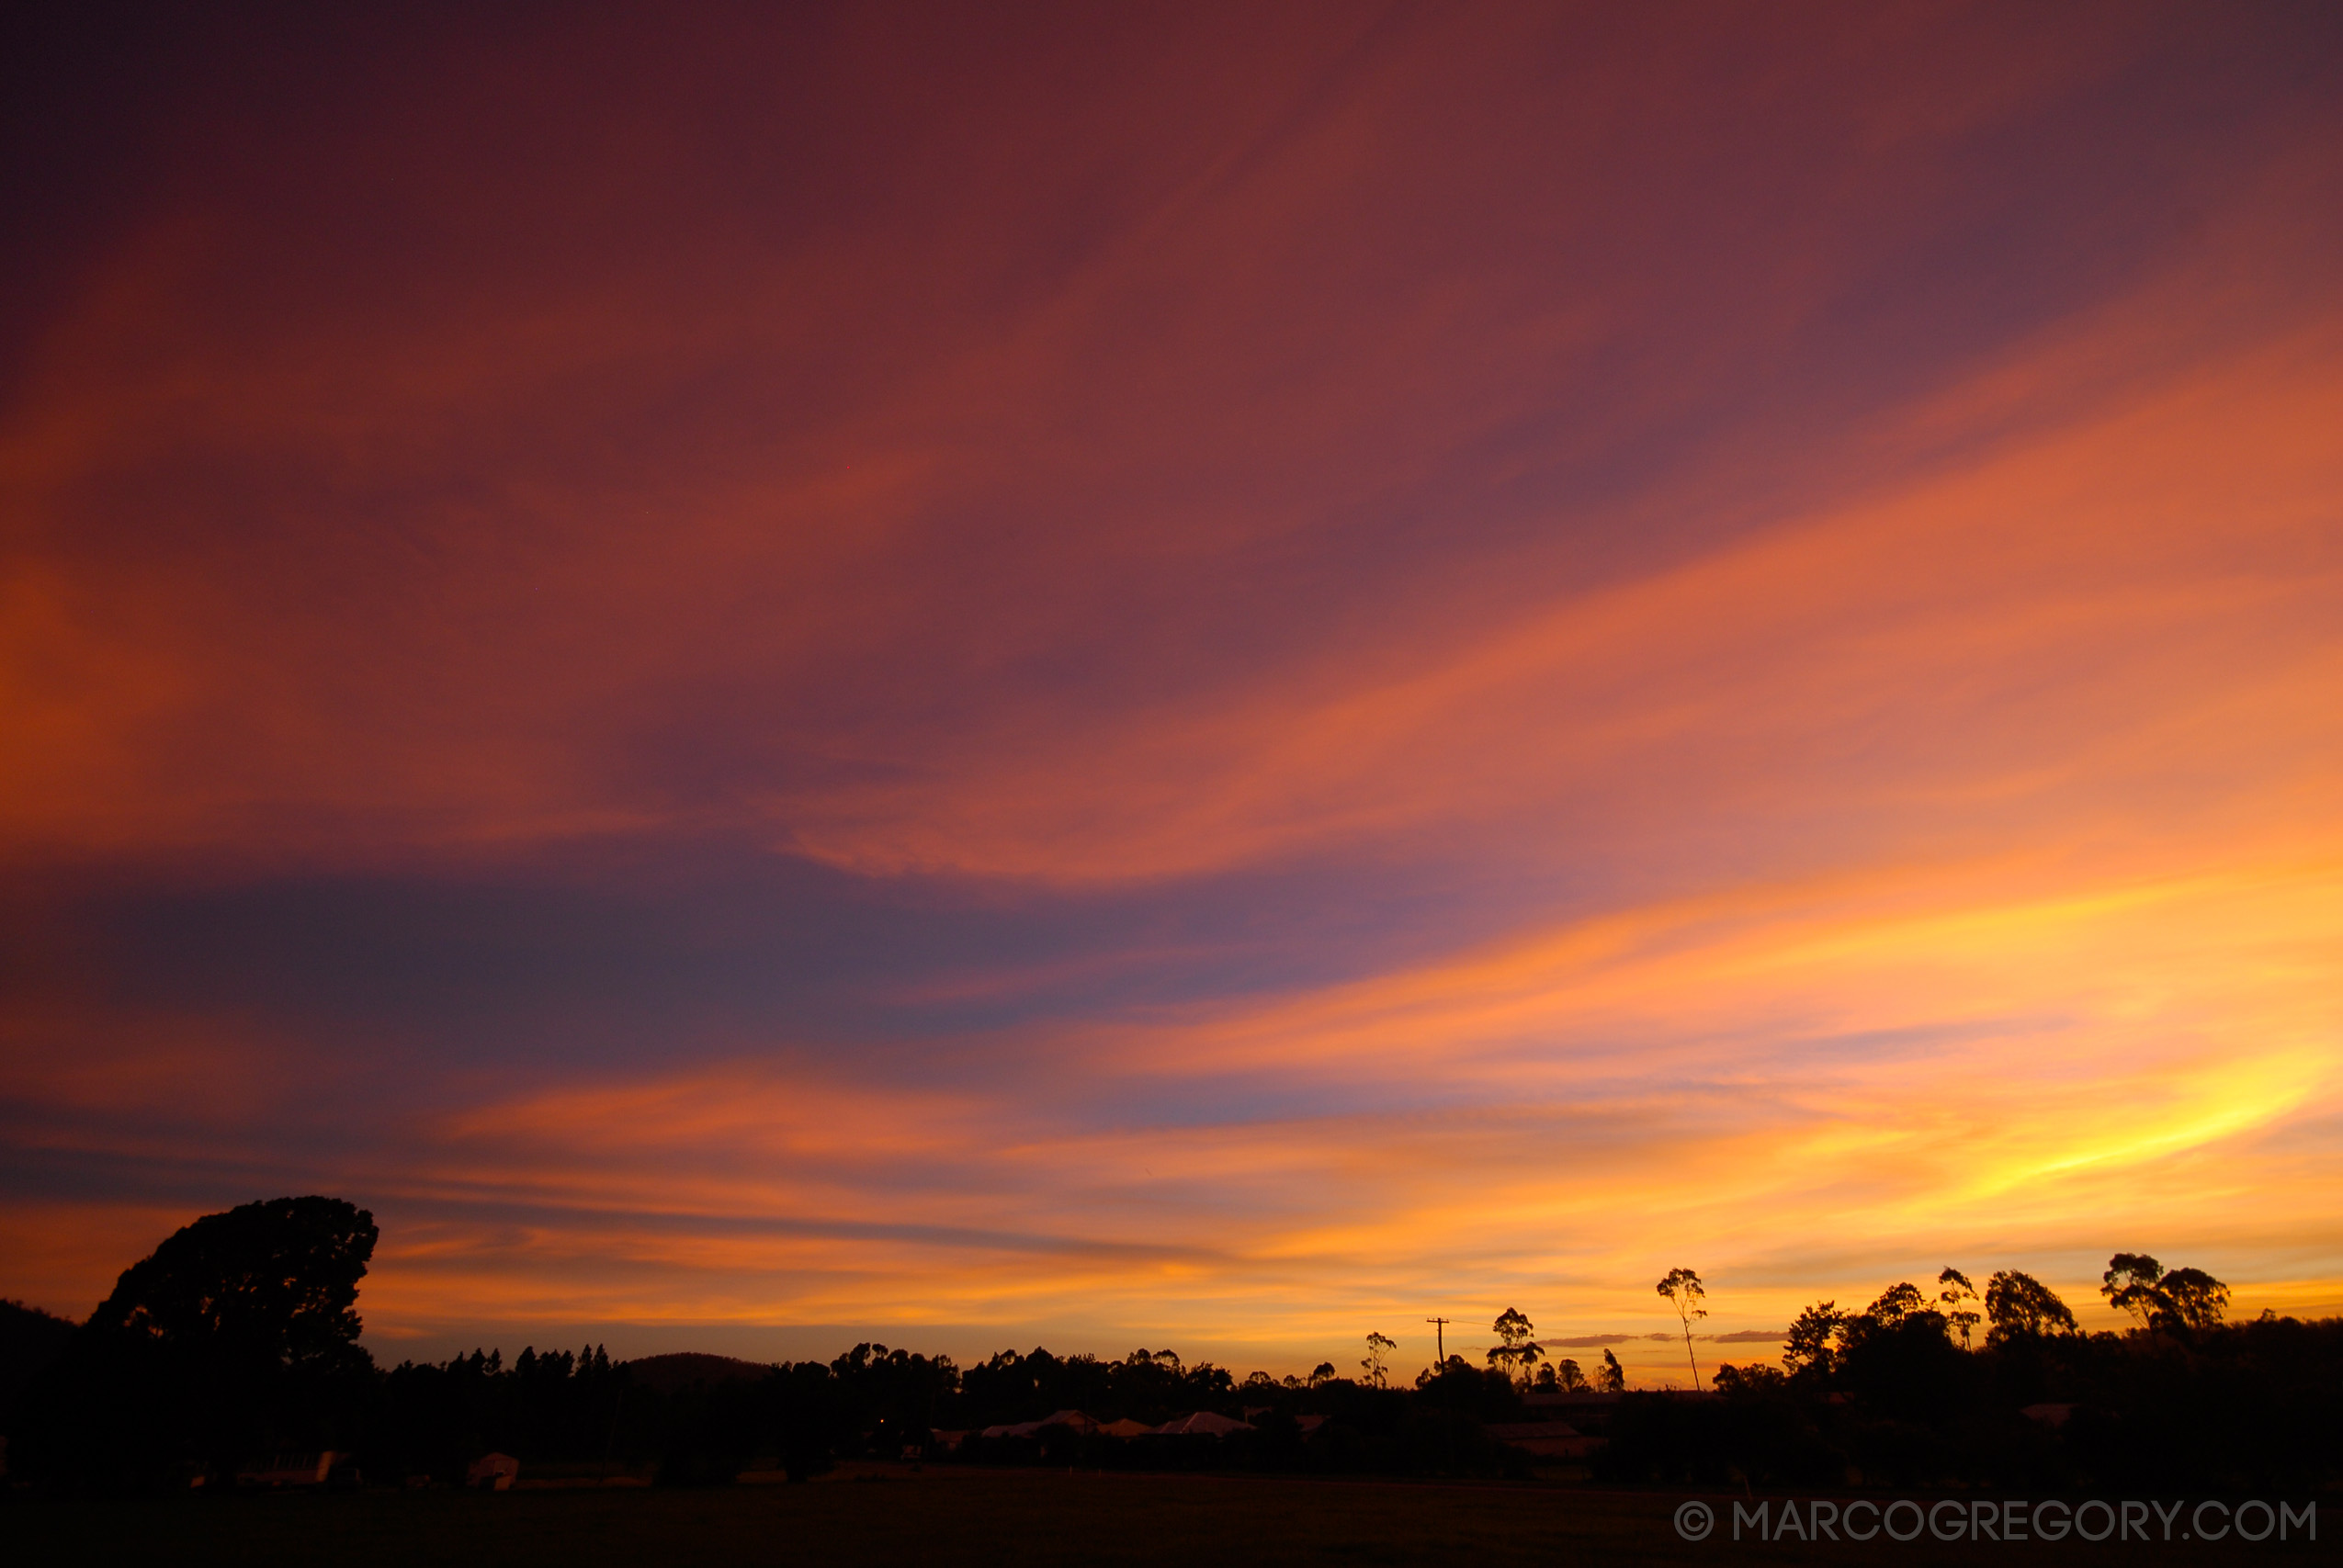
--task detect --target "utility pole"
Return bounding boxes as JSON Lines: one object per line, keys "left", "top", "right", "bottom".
{"left": 1426, "top": 1316, "right": 1451, "bottom": 1363}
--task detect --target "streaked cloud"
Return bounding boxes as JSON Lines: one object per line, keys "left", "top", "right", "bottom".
{"left": 3, "top": 2, "right": 2338, "bottom": 1377}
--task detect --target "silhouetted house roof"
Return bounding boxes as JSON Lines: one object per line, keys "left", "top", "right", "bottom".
{"left": 1100, "top": 1417, "right": 1155, "bottom": 1438}
{"left": 467, "top": 1452, "right": 520, "bottom": 1490}
{"left": 979, "top": 1409, "right": 1100, "bottom": 1440}
{"left": 1486, "top": 1421, "right": 1602, "bottom": 1459}
{"left": 1155, "top": 1411, "right": 1254, "bottom": 1437}
{"left": 236, "top": 1452, "right": 351, "bottom": 1488}
{"left": 1242, "top": 1407, "right": 1329, "bottom": 1434}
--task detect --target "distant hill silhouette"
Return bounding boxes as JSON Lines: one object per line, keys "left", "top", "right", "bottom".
{"left": 620, "top": 1352, "right": 774, "bottom": 1393}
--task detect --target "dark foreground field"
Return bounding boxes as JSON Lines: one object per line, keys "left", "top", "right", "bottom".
{"left": 2, "top": 1472, "right": 2328, "bottom": 1566}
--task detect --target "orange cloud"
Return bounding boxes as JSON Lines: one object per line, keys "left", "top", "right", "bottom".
{"left": 3, "top": 6, "right": 2339, "bottom": 1378}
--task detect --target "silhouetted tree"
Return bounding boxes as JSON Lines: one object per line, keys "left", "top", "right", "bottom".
{"left": 2159, "top": 1267, "right": 2230, "bottom": 1333}
{"left": 768, "top": 1359, "right": 848, "bottom": 1482}
{"left": 826, "top": 1340, "right": 958, "bottom": 1461}
{"left": 25, "top": 1195, "right": 378, "bottom": 1489}
{"left": 1783, "top": 1301, "right": 1843, "bottom": 1380}
{"left": 0, "top": 1299, "right": 76, "bottom": 1423}
{"left": 1360, "top": 1331, "right": 1396, "bottom": 1388}
{"left": 1411, "top": 1355, "right": 1522, "bottom": 1421}
{"left": 1864, "top": 1281, "right": 1927, "bottom": 1325}
{"left": 89, "top": 1196, "right": 378, "bottom": 1369}
{"left": 1837, "top": 1300, "right": 1963, "bottom": 1427}
{"left": 1710, "top": 1361, "right": 1786, "bottom": 1394}
{"left": 1656, "top": 1269, "right": 1706, "bottom": 1389}
{"left": 2102, "top": 1253, "right": 2168, "bottom": 1327}
{"left": 1985, "top": 1269, "right": 2077, "bottom": 1343}
{"left": 1599, "top": 1348, "right": 1627, "bottom": 1393}
{"left": 1937, "top": 1268, "right": 1981, "bottom": 1349}
{"left": 1485, "top": 1308, "right": 1545, "bottom": 1386}
{"left": 2100, "top": 1254, "right": 2230, "bottom": 1335}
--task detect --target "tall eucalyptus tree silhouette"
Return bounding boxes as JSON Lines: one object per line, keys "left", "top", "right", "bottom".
{"left": 1656, "top": 1269, "right": 1707, "bottom": 1390}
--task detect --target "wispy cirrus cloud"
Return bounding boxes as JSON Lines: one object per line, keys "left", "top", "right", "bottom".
{"left": 3, "top": 2, "right": 2339, "bottom": 1376}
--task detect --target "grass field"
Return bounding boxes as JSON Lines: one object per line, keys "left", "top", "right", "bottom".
{"left": 2, "top": 1471, "right": 2327, "bottom": 1565}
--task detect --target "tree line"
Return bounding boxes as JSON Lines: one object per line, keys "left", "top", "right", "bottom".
{"left": 1605, "top": 1260, "right": 2337, "bottom": 1495}
{"left": 1, "top": 1198, "right": 2334, "bottom": 1495}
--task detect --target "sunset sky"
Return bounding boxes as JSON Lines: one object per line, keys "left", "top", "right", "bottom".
{"left": 5, "top": 2, "right": 2341, "bottom": 1383}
